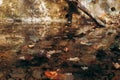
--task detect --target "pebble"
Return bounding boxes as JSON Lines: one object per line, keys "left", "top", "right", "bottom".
{"left": 10, "top": 68, "right": 25, "bottom": 78}
{"left": 81, "top": 66, "right": 88, "bottom": 70}
{"left": 81, "top": 55, "right": 96, "bottom": 65}
{"left": 64, "top": 73, "right": 74, "bottom": 80}
{"left": 8, "top": 78, "right": 14, "bottom": 80}
{"left": 113, "top": 62, "right": 120, "bottom": 69}
{"left": 10, "top": 73, "right": 25, "bottom": 78}
{"left": 32, "top": 69, "right": 42, "bottom": 79}
{"left": 28, "top": 44, "right": 35, "bottom": 48}
{"left": 19, "top": 56, "right": 25, "bottom": 60}
{"left": 67, "top": 57, "right": 80, "bottom": 62}
{"left": 29, "top": 35, "right": 39, "bottom": 43}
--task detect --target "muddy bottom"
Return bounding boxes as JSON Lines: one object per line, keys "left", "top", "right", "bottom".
{"left": 0, "top": 20, "right": 120, "bottom": 80}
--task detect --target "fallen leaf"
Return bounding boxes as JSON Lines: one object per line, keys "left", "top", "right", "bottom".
{"left": 45, "top": 71, "right": 58, "bottom": 79}
{"left": 113, "top": 62, "right": 120, "bottom": 69}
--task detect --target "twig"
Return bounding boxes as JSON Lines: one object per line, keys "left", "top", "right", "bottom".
{"left": 73, "top": 0, "right": 105, "bottom": 27}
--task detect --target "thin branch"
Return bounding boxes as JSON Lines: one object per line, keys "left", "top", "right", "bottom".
{"left": 73, "top": 0, "right": 105, "bottom": 27}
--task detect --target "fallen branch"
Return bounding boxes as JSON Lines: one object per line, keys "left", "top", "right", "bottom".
{"left": 72, "top": 0, "right": 105, "bottom": 27}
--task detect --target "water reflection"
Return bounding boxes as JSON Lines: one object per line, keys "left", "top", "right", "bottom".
{"left": 0, "top": 23, "right": 64, "bottom": 51}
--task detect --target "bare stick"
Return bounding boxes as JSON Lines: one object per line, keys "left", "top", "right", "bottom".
{"left": 73, "top": 0, "right": 105, "bottom": 27}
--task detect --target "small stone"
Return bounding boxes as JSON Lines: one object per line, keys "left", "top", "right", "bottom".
{"left": 10, "top": 69, "right": 25, "bottom": 78}
{"left": 29, "top": 35, "right": 39, "bottom": 43}
{"left": 67, "top": 57, "right": 80, "bottom": 62}
{"left": 64, "top": 47, "right": 69, "bottom": 52}
{"left": 19, "top": 56, "right": 25, "bottom": 60}
{"left": 59, "top": 40, "right": 68, "bottom": 46}
{"left": 28, "top": 44, "right": 35, "bottom": 48}
{"left": 47, "top": 50, "right": 56, "bottom": 55}
{"left": 81, "top": 55, "right": 96, "bottom": 65}
{"left": 10, "top": 73, "right": 25, "bottom": 78}
{"left": 32, "top": 70, "right": 42, "bottom": 79}
{"left": 81, "top": 66, "right": 88, "bottom": 70}
{"left": 38, "top": 50, "right": 46, "bottom": 56}
{"left": 8, "top": 78, "right": 14, "bottom": 80}
{"left": 64, "top": 73, "right": 74, "bottom": 80}
{"left": 19, "top": 55, "right": 33, "bottom": 60}
{"left": 46, "top": 50, "right": 61, "bottom": 58}
{"left": 113, "top": 62, "right": 120, "bottom": 69}
{"left": 25, "top": 55, "right": 33, "bottom": 60}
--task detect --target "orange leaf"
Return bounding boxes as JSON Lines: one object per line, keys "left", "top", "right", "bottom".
{"left": 45, "top": 71, "right": 58, "bottom": 79}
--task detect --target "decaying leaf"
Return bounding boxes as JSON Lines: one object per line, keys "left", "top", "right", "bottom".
{"left": 113, "top": 62, "right": 120, "bottom": 69}
{"left": 45, "top": 71, "right": 58, "bottom": 79}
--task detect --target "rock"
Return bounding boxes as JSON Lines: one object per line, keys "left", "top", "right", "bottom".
{"left": 58, "top": 40, "right": 68, "bottom": 46}
{"left": 46, "top": 50, "right": 61, "bottom": 58}
{"left": 28, "top": 44, "right": 35, "bottom": 48}
{"left": 113, "top": 62, "right": 120, "bottom": 69}
{"left": 81, "top": 66, "right": 88, "bottom": 70}
{"left": 40, "top": 41, "right": 53, "bottom": 48}
{"left": 67, "top": 57, "right": 80, "bottom": 62}
{"left": 8, "top": 78, "right": 14, "bottom": 80}
{"left": 19, "top": 56, "right": 25, "bottom": 60}
{"left": 64, "top": 73, "right": 74, "bottom": 80}
{"left": 26, "top": 77, "right": 34, "bottom": 80}
{"left": 81, "top": 55, "right": 96, "bottom": 65}
{"left": 10, "top": 68, "right": 26, "bottom": 78}
{"left": 19, "top": 55, "right": 33, "bottom": 60}
{"left": 27, "top": 49, "right": 39, "bottom": 55}
{"left": 77, "top": 37, "right": 90, "bottom": 45}
{"left": 29, "top": 35, "right": 39, "bottom": 43}
{"left": 64, "top": 47, "right": 69, "bottom": 52}
{"left": 32, "top": 69, "right": 42, "bottom": 79}
{"left": 10, "top": 73, "right": 25, "bottom": 78}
